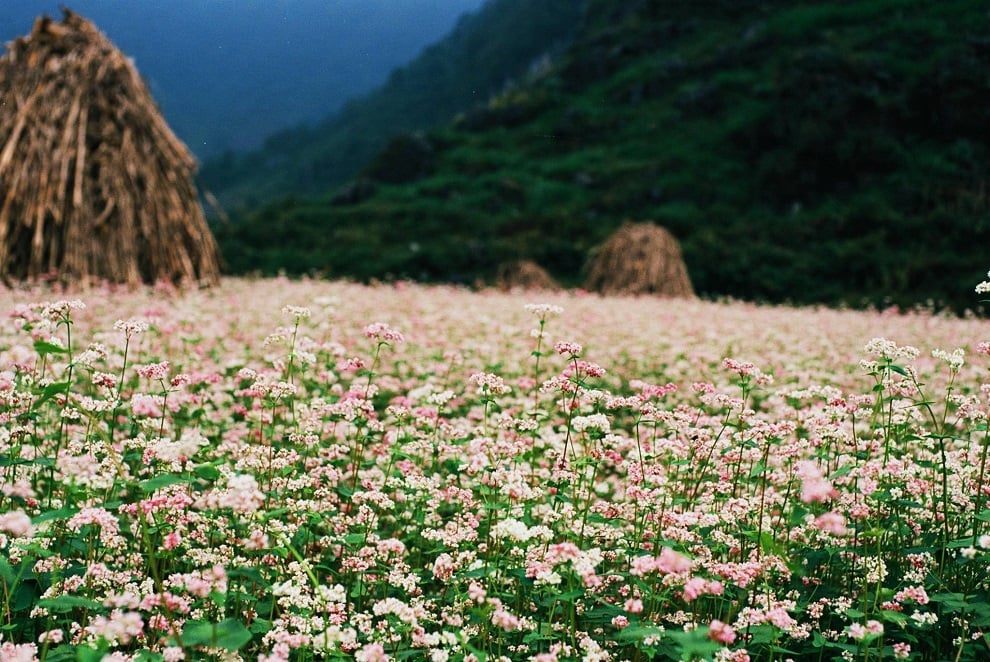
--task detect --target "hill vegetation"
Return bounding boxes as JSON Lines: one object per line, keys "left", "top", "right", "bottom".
{"left": 216, "top": 0, "right": 990, "bottom": 312}
{"left": 199, "top": 0, "right": 583, "bottom": 209}
{"left": 0, "top": 0, "right": 486, "bottom": 159}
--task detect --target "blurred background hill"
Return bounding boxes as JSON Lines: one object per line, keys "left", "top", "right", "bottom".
{"left": 3, "top": 0, "right": 989, "bottom": 311}
{"left": 0, "top": 0, "right": 486, "bottom": 158}
{"left": 214, "top": 0, "right": 990, "bottom": 312}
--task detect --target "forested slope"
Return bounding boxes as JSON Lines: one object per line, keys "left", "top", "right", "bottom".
{"left": 219, "top": 0, "right": 990, "bottom": 311}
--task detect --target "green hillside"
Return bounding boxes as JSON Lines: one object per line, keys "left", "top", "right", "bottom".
{"left": 217, "top": 0, "right": 990, "bottom": 311}
{"left": 199, "top": 0, "right": 583, "bottom": 210}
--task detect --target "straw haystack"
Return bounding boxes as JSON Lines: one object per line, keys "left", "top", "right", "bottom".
{"left": 495, "top": 259, "right": 561, "bottom": 292}
{"left": 0, "top": 10, "right": 221, "bottom": 286}
{"left": 584, "top": 222, "right": 694, "bottom": 297}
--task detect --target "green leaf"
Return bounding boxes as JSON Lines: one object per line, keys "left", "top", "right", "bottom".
{"left": 138, "top": 473, "right": 190, "bottom": 493}
{"left": 668, "top": 627, "right": 723, "bottom": 658}
{"left": 349, "top": 579, "right": 368, "bottom": 599}
{"left": 32, "top": 381, "right": 71, "bottom": 409}
{"left": 214, "top": 620, "right": 253, "bottom": 650}
{"left": 929, "top": 592, "right": 971, "bottom": 610}
{"left": 0, "top": 556, "right": 16, "bottom": 585}
{"left": 537, "top": 588, "right": 585, "bottom": 606}
{"left": 249, "top": 618, "right": 273, "bottom": 635}
{"left": 181, "top": 619, "right": 253, "bottom": 651}
{"left": 37, "top": 645, "right": 77, "bottom": 662}
{"left": 343, "top": 532, "right": 366, "bottom": 546}
{"left": 881, "top": 609, "right": 908, "bottom": 626}
{"left": 13, "top": 581, "right": 39, "bottom": 610}
{"left": 33, "top": 506, "right": 80, "bottom": 524}
{"left": 75, "top": 645, "right": 106, "bottom": 662}
{"left": 33, "top": 340, "right": 69, "bottom": 356}
{"left": 194, "top": 463, "right": 221, "bottom": 481}
{"left": 226, "top": 565, "right": 269, "bottom": 586}
{"left": 616, "top": 625, "right": 665, "bottom": 643}
{"left": 36, "top": 594, "right": 103, "bottom": 612}
{"left": 208, "top": 589, "right": 227, "bottom": 608}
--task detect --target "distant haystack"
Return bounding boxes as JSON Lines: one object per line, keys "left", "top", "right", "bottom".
{"left": 584, "top": 222, "right": 694, "bottom": 297}
{"left": 495, "top": 259, "right": 561, "bottom": 292}
{"left": 0, "top": 9, "right": 221, "bottom": 286}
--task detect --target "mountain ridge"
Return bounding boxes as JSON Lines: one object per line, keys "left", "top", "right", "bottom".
{"left": 217, "top": 0, "right": 990, "bottom": 312}
{"left": 198, "top": 0, "right": 585, "bottom": 210}
{"left": 0, "top": 0, "right": 486, "bottom": 159}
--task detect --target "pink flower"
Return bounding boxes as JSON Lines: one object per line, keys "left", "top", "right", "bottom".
{"left": 624, "top": 598, "right": 644, "bottom": 614}
{"left": 469, "top": 372, "right": 510, "bottom": 395}
{"left": 432, "top": 553, "right": 456, "bottom": 581}
{"left": 355, "top": 643, "right": 389, "bottom": 662}
{"left": 0, "top": 510, "right": 33, "bottom": 537}
{"left": 218, "top": 474, "right": 266, "bottom": 514}
{"left": 67, "top": 507, "right": 120, "bottom": 546}
{"left": 795, "top": 460, "right": 837, "bottom": 503}
{"left": 491, "top": 604, "right": 521, "bottom": 631}
{"left": 630, "top": 547, "right": 692, "bottom": 577}
{"left": 631, "top": 380, "right": 678, "bottom": 400}
{"left": 131, "top": 393, "right": 164, "bottom": 418}
{"left": 708, "top": 619, "right": 736, "bottom": 644}
{"left": 85, "top": 610, "right": 144, "bottom": 645}
{"left": 682, "top": 577, "right": 724, "bottom": 602}
{"left": 554, "top": 340, "right": 583, "bottom": 356}
{"left": 563, "top": 360, "right": 606, "bottom": 379}
{"left": 363, "top": 322, "right": 404, "bottom": 344}
{"left": 468, "top": 582, "right": 487, "bottom": 604}
{"left": 682, "top": 576, "right": 708, "bottom": 602}
{"left": 137, "top": 361, "right": 170, "bottom": 381}
{"left": 813, "top": 512, "right": 848, "bottom": 536}
{"left": 0, "top": 642, "right": 38, "bottom": 662}
{"left": 162, "top": 531, "right": 182, "bottom": 550}
{"left": 657, "top": 547, "right": 693, "bottom": 574}
{"left": 894, "top": 586, "right": 930, "bottom": 605}
{"left": 847, "top": 621, "right": 882, "bottom": 641}
{"left": 170, "top": 374, "right": 191, "bottom": 388}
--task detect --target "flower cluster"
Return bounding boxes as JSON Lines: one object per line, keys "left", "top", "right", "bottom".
{"left": 0, "top": 278, "right": 987, "bottom": 661}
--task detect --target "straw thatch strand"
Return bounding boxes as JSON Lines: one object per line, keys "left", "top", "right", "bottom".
{"left": 495, "top": 259, "right": 561, "bottom": 292}
{"left": 0, "top": 10, "right": 221, "bottom": 286}
{"left": 584, "top": 222, "right": 694, "bottom": 297}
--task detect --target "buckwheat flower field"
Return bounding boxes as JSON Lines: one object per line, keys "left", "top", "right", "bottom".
{"left": 1, "top": 277, "right": 989, "bottom": 662}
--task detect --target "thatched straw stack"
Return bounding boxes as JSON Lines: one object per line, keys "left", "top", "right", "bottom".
{"left": 0, "top": 10, "right": 221, "bottom": 286}
{"left": 584, "top": 222, "right": 694, "bottom": 297}
{"left": 495, "top": 259, "right": 561, "bottom": 292}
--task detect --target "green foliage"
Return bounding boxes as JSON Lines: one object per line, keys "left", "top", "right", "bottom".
{"left": 217, "top": 0, "right": 990, "bottom": 311}
{"left": 199, "top": 0, "right": 584, "bottom": 210}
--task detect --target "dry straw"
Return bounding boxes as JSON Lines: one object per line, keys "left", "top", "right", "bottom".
{"left": 0, "top": 10, "right": 221, "bottom": 286}
{"left": 495, "top": 259, "right": 561, "bottom": 292}
{"left": 584, "top": 222, "right": 694, "bottom": 297}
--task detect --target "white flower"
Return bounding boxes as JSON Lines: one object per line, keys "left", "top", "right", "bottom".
{"left": 932, "top": 348, "right": 965, "bottom": 371}
{"left": 525, "top": 303, "right": 563, "bottom": 317}
{"left": 571, "top": 414, "right": 611, "bottom": 434}
{"left": 282, "top": 305, "right": 312, "bottom": 319}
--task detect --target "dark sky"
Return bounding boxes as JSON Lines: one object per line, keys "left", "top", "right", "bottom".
{"left": 0, "top": 0, "right": 488, "bottom": 158}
